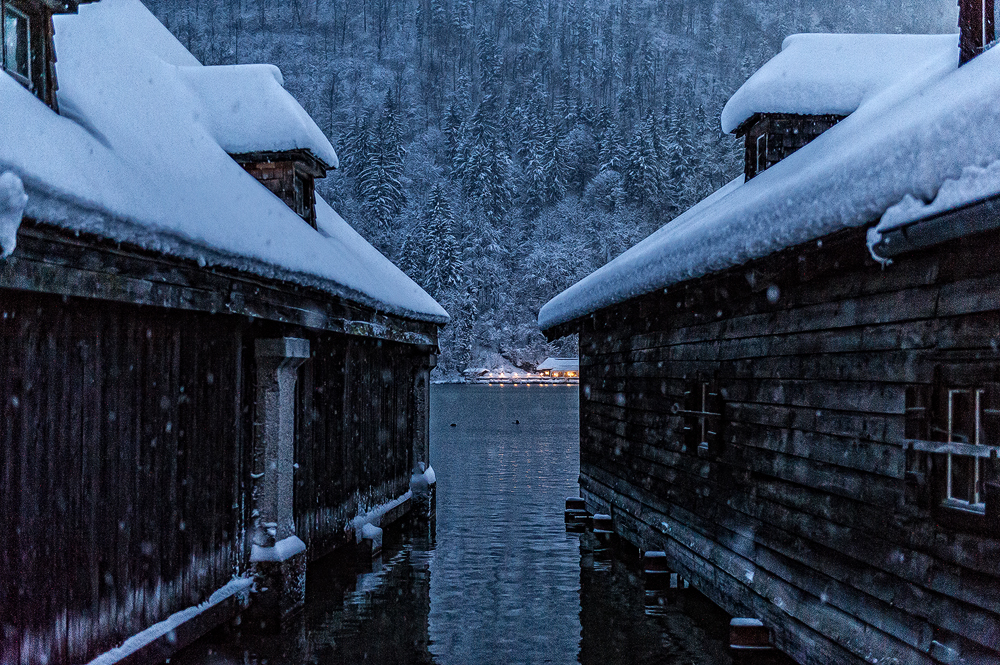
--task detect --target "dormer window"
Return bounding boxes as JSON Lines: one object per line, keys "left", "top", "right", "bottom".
{"left": 3, "top": 2, "right": 30, "bottom": 84}
{"left": 233, "top": 150, "right": 327, "bottom": 229}
{"left": 755, "top": 134, "right": 767, "bottom": 176}
{"left": 738, "top": 113, "right": 844, "bottom": 180}
{"left": 1, "top": 0, "right": 84, "bottom": 110}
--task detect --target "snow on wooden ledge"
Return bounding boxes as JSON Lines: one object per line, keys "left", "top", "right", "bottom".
{"left": 85, "top": 577, "right": 252, "bottom": 665}
{"left": 250, "top": 535, "right": 307, "bottom": 563}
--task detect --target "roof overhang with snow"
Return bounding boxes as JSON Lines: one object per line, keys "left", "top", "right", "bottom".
{"left": 540, "top": 32, "right": 1000, "bottom": 334}
{"left": 722, "top": 33, "right": 957, "bottom": 135}
{"left": 0, "top": 0, "right": 445, "bottom": 326}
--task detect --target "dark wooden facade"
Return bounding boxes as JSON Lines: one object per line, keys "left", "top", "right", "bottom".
{"left": 556, "top": 222, "right": 1000, "bottom": 664}
{"left": 736, "top": 113, "right": 844, "bottom": 180}
{"left": 0, "top": 220, "right": 438, "bottom": 664}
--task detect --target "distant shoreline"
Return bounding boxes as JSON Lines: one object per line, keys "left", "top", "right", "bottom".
{"left": 433, "top": 377, "right": 579, "bottom": 386}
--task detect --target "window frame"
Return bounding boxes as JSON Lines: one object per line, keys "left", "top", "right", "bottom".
{"left": 681, "top": 372, "right": 723, "bottom": 457}
{"left": 943, "top": 388, "right": 987, "bottom": 510}
{"left": 755, "top": 133, "right": 767, "bottom": 175}
{"left": 2, "top": 0, "right": 32, "bottom": 89}
{"left": 904, "top": 366, "right": 1000, "bottom": 527}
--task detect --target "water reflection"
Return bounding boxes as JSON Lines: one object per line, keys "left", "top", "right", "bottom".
{"left": 428, "top": 384, "right": 582, "bottom": 665}
{"left": 172, "top": 385, "right": 750, "bottom": 665}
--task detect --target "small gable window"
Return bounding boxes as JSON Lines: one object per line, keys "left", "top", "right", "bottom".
{"left": 1, "top": 0, "right": 63, "bottom": 109}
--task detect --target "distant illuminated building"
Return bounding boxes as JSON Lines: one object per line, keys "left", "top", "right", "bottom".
{"left": 536, "top": 357, "right": 579, "bottom": 378}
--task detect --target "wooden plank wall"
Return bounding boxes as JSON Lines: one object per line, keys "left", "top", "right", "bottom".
{"left": 1, "top": 291, "right": 427, "bottom": 663}
{"left": 578, "top": 226, "right": 1000, "bottom": 665}
{"left": 294, "top": 335, "right": 417, "bottom": 560}
{"left": 0, "top": 290, "right": 245, "bottom": 665}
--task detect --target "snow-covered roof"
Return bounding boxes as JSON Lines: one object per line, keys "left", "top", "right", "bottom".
{"left": 536, "top": 357, "right": 579, "bottom": 372}
{"left": 721, "top": 33, "right": 957, "bottom": 134}
{"left": 539, "top": 34, "right": 1000, "bottom": 332}
{"left": 181, "top": 64, "right": 339, "bottom": 169}
{"left": 0, "top": 0, "right": 445, "bottom": 324}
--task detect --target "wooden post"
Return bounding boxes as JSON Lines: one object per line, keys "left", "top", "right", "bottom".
{"left": 592, "top": 513, "right": 613, "bottom": 544}
{"left": 643, "top": 550, "right": 670, "bottom": 590}
{"left": 246, "top": 337, "right": 310, "bottom": 632}
{"left": 730, "top": 618, "right": 774, "bottom": 662}
{"left": 410, "top": 348, "right": 435, "bottom": 518}
{"left": 564, "top": 496, "right": 588, "bottom": 526}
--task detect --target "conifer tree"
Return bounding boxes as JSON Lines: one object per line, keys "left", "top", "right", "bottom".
{"left": 359, "top": 92, "right": 406, "bottom": 228}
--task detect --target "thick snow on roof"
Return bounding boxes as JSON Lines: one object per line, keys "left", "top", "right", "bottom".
{"left": 0, "top": 0, "right": 443, "bottom": 323}
{"left": 313, "top": 196, "right": 443, "bottom": 318}
{"left": 874, "top": 158, "right": 1000, "bottom": 236}
{"left": 721, "top": 33, "right": 957, "bottom": 134}
{"left": 536, "top": 357, "right": 579, "bottom": 372}
{"left": 540, "top": 37, "right": 1000, "bottom": 332}
{"left": 181, "top": 64, "right": 339, "bottom": 168}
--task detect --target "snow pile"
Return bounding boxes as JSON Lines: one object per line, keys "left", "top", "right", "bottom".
{"left": 359, "top": 522, "right": 383, "bottom": 550}
{"left": 875, "top": 158, "right": 1000, "bottom": 234}
{"left": 409, "top": 463, "right": 437, "bottom": 498}
{"left": 250, "top": 534, "right": 306, "bottom": 562}
{"left": 721, "top": 33, "right": 957, "bottom": 133}
{"left": 0, "top": 171, "right": 27, "bottom": 259}
{"left": 86, "top": 577, "right": 252, "bottom": 665}
{"left": 0, "top": 0, "right": 445, "bottom": 323}
{"left": 540, "top": 35, "right": 1000, "bottom": 331}
{"left": 181, "top": 64, "right": 339, "bottom": 168}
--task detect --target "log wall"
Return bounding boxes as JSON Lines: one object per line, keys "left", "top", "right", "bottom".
{"left": 577, "top": 225, "right": 1000, "bottom": 664}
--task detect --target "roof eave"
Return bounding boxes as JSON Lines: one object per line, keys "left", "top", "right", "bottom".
{"left": 871, "top": 190, "right": 1000, "bottom": 259}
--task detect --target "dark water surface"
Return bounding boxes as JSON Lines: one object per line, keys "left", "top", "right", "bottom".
{"left": 173, "top": 384, "right": 736, "bottom": 665}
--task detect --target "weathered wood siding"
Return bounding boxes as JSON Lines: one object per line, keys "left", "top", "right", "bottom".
{"left": 1, "top": 290, "right": 429, "bottom": 663}
{"left": 0, "top": 289, "right": 246, "bottom": 665}
{"left": 294, "top": 335, "right": 418, "bottom": 559}
{"left": 578, "top": 226, "right": 1000, "bottom": 664}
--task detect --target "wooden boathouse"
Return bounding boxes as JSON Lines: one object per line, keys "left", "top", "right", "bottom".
{"left": 541, "top": 4, "right": 1000, "bottom": 664}
{"left": 0, "top": 2, "right": 445, "bottom": 664}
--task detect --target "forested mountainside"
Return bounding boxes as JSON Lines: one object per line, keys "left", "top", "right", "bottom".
{"left": 144, "top": 0, "right": 956, "bottom": 377}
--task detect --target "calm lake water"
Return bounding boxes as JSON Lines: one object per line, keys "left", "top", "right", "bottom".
{"left": 173, "top": 384, "right": 738, "bottom": 665}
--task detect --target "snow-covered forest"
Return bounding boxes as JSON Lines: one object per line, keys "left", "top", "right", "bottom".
{"left": 143, "top": 0, "right": 956, "bottom": 377}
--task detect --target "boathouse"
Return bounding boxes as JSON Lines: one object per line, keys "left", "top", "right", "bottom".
{"left": 0, "top": 1, "right": 446, "bottom": 663}
{"left": 537, "top": 357, "right": 580, "bottom": 378}
{"left": 540, "top": 4, "right": 1000, "bottom": 664}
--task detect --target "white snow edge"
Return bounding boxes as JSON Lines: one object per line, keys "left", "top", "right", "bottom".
{"left": 350, "top": 490, "right": 412, "bottom": 543}
{"left": 0, "top": 171, "right": 27, "bottom": 259}
{"left": 876, "top": 158, "right": 1000, "bottom": 236}
{"left": 250, "top": 534, "right": 306, "bottom": 562}
{"left": 85, "top": 576, "right": 252, "bottom": 665}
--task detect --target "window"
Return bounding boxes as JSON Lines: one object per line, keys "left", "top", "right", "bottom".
{"left": 904, "top": 374, "right": 1000, "bottom": 517}
{"left": 945, "top": 388, "right": 986, "bottom": 510}
{"left": 2, "top": 2, "right": 30, "bottom": 85}
{"left": 682, "top": 373, "right": 723, "bottom": 456}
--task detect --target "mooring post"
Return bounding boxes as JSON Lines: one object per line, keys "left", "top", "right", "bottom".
{"left": 643, "top": 550, "right": 670, "bottom": 590}
{"left": 729, "top": 618, "right": 775, "bottom": 662}
{"left": 565, "top": 496, "right": 589, "bottom": 530}
{"left": 592, "top": 513, "right": 614, "bottom": 545}
{"left": 246, "top": 337, "right": 310, "bottom": 632}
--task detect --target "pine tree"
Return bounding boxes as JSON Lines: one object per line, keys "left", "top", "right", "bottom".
{"left": 420, "top": 184, "right": 461, "bottom": 296}
{"left": 359, "top": 92, "right": 406, "bottom": 228}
